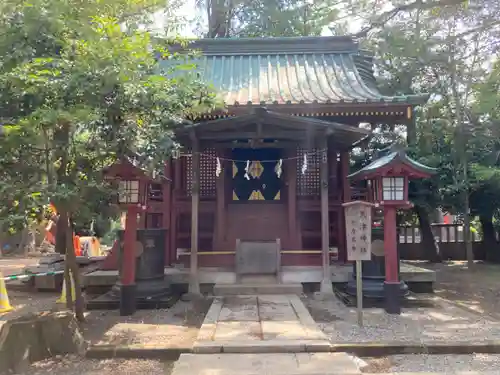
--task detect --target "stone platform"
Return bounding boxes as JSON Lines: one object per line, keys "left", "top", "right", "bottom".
{"left": 83, "top": 263, "right": 435, "bottom": 291}
{"left": 193, "top": 294, "right": 331, "bottom": 354}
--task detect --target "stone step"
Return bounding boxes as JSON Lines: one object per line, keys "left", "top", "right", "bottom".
{"left": 239, "top": 275, "right": 278, "bottom": 284}
{"left": 213, "top": 283, "right": 303, "bottom": 296}
{"left": 172, "top": 353, "right": 362, "bottom": 375}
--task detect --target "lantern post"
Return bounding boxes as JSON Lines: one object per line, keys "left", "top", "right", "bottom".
{"left": 117, "top": 179, "right": 146, "bottom": 316}
{"left": 348, "top": 147, "right": 436, "bottom": 314}
{"left": 104, "top": 158, "right": 149, "bottom": 316}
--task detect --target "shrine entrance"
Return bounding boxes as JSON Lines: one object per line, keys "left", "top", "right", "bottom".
{"left": 227, "top": 147, "right": 288, "bottom": 246}
{"left": 231, "top": 148, "right": 283, "bottom": 202}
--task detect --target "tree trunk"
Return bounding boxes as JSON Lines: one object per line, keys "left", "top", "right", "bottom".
{"left": 54, "top": 121, "right": 85, "bottom": 322}
{"left": 414, "top": 205, "right": 442, "bottom": 263}
{"left": 65, "top": 216, "right": 85, "bottom": 321}
{"left": 480, "top": 214, "right": 499, "bottom": 262}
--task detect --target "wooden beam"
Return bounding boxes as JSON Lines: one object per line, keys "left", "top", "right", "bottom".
{"left": 319, "top": 135, "right": 333, "bottom": 293}
{"left": 341, "top": 152, "right": 351, "bottom": 202}
{"left": 214, "top": 148, "right": 226, "bottom": 250}
{"left": 200, "top": 140, "right": 301, "bottom": 149}
{"left": 339, "top": 151, "right": 351, "bottom": 264}
{"left": 197, "top": 130, "right": 310, "bottom": 141}
{"left": 189, "top": 136, "right": 201, "bottom": 295}
{"left": 170, "top": 157, "right": 181, "bottom": 262}
{"left": 287, "top": 149, "right": 299, "bottom": 249}
{"left": 163, "top": 159, "right": 172, "bottom": 266}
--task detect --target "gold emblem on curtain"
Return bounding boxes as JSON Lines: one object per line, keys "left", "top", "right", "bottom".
{"left": 248, "top": 160, "right": 264, "bottom": 179}
{"left": 249, "top": 190, "right": 265, "bottom": 200}
{"left": 232, "top": 162, "right": 238, "bottom": 178}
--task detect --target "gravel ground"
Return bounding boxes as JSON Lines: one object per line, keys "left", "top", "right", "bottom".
{"left": 303, "top": 293, "right": 500, "bottom": 343}
{"left": 15, "top": 356, "right": 174, "bottom": 375}
{"left": 84, "top": 297, "right": 212, "bottom": 346}
{"left": 362, "top": 354, "right": 500, "bottom": 373}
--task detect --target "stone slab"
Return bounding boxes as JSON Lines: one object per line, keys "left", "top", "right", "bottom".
{"left": 258, "top": 294, "right": 294, "bottom": 305}
{"left": 196, "top": 297, "right": 223, "bottom": 342}
{"left": 258, "top": 299, "right": 299, "bottom": 321}
{"left": 213, "top": 283, "right": 303, "bottom": 295}
{"left": 171, "top": 353, "right": 362, "bottom": 375}
{"left": 195, "top": 294, "right": 331, "bottom": 353}
{"left": 261, "top": 321, "right": 309, "bottom": 340}
{"left": 218, "top": 303, "right": 259, "bottom": 321}
{"left": 214, "top": 321, "right": 262, "bottom": 341}
{"left": 289, "top": 295, "right": 328, "bottom": 341}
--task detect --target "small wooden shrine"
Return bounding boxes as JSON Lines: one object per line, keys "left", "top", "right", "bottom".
{"left": 110, "top": 36, "right": 429, "bottom": 286}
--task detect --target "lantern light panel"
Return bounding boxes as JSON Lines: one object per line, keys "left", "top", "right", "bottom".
{"left": 118, "top": 180, "right": 140, "bottom": 204}
{"left": 382, "top": 177, "right": 405, "bottom": 201}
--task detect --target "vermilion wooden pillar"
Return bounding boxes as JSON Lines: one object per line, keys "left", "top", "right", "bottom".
{"left": 121, "top": 205, "right": 139, "bottom": 315}
{"left": 383, "top": 206, "right": 398, "bottom": 283}
{"left": 383, "top": 205, "right": 400, "bottom": 313}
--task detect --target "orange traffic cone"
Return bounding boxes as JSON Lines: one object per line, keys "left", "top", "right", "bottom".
{"left": 57, "top": 270, "right": 76, "bottom": 304}
{"left": 0, "top": 272, "right": 13, "bottom": 313}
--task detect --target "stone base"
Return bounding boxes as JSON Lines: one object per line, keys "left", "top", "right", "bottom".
{"left": 87, "top": 277, "right": 177, "bottom": 311}
{"left": 86, "top": 292, "right": 177, "bottom": 311}
{"left": 319, "top": 279, "right": 334, "bottom": 295}
{"left": 384, "top": 281, "right": 403, "bottom": 314}
{"left": 119, "top": 283, "right": 137, "bottom": 316}
{"left": 333, "top": 284, "right": 435, "bottom": 309}
{"left": 346, "top": 276, "right": 409, "bottom": 299}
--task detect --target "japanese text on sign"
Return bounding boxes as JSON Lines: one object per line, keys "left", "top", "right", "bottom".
{"left": 344, "top": 202, "right": 373, "bottom": 261}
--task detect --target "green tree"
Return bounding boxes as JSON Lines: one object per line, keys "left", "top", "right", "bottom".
{"left": 0, "top": 0, "right": 218, "bottom": 320}
{"left": 195, "top": 0, "right": 339, "bottom": 37}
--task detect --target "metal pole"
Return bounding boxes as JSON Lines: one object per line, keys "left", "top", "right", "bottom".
{"left": 356, "top": 260, "right": 363, "bottom": 327}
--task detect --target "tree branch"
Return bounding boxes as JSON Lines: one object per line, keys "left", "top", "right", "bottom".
{"left": 352, "top": 0, "right": 469, "bottom": 38}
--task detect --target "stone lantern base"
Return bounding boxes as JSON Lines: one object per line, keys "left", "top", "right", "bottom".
{"left": 346, "top": 228, "right": 409, "bottom": 301}
{"left": 346, "top": 257, "right": 409, "bottom": 299}
{"left": 87, "top": 229, "right": 175, "bottom": 311}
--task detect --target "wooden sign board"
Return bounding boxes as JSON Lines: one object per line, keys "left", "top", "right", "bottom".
{"left": 343, "top": 201, "right": 375, "bottom": 261}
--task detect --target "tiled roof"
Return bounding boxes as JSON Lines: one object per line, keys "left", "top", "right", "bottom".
{"left": 348, "top": 150, "right": 437, "bottom": 180}
{"left": 161, "top": 37, "right": 429, "bottom": 107}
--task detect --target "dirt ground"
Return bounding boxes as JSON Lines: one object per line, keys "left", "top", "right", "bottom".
{"left": 2, "top": 288, "right": 212, "bottom": 348}
{"left": 13, "top": 356, "right": 174, "bottom": 375}
{"left": 412, "top": 260, "right": 500, "bottom": 320}
{"left": 83, "top": 297, "right": 212, "bottom": 347}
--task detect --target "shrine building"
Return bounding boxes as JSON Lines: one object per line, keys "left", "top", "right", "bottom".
{"left": 103, "top": 36, "right": 429, "bottom": 287}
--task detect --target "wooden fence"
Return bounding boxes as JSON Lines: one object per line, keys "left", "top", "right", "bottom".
{"left": 397, "top": 223, "right": 485, "bottom": 260}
